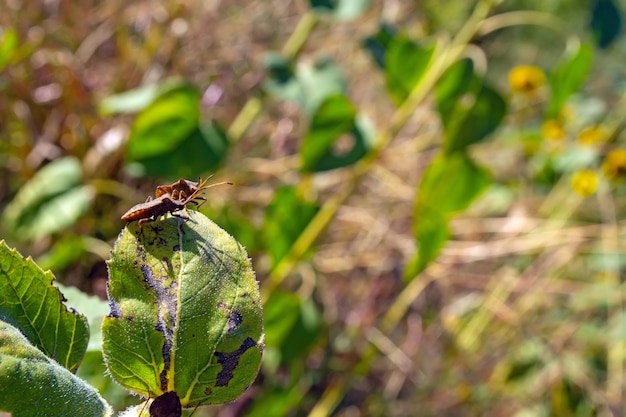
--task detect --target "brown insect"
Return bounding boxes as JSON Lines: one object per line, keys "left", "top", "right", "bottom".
{"left": 155, "top": 177, "right": 203, "bottom": 201}
{"left": 121, "top": 176, "right": 231, "bottom": 225}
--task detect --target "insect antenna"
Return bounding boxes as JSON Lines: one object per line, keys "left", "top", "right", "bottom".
{"left": 186, "top": 177, "right": 233, "bottom": 207}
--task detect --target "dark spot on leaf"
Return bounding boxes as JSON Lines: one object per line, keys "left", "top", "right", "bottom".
{"left": 173, "top": 245, "right": 180, "bottom": 251}
{"left": 215, "top": 337, "right": 258, "bottom": 387}
{"left": 217, "top": 303, "right": 243, "bottom": 333}
{"left": 204, "top": 387, "right": 212, "bottom": 396}
{"left": 227, "top": 310, "right": 243, "bottom": 333}
{"left": 107, "top": 299, "right": 121, "bottom": 318}
{"left": 149, "top": 391, "right": 181, "bottom": 417}
{"left": 141, "top": 264, "right": 178, "bottom": 391}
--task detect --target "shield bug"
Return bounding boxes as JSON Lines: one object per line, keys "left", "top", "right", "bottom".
{"left": 155, "top": 178, "right": 201, "bottom": 201}
{"left": 121, "top": 176, "right": 231, "bottom": 225}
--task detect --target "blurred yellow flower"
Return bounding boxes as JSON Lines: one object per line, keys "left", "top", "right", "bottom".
{"left": 508, "top": 65, "right": 546, "bottom": 94}
{"left": 577, "top": 125, "right": 608, "bottom": 146}
{"left": 571, "top": 169, "right": 599, "bottom": 197}
{"left": 602, "top": 149, "right": 626, "bottom": 179}
{"left": 541, "top": 119, "right": 565, "bottom": 141}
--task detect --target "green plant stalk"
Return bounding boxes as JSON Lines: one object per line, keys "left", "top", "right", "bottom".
{"left": 596, "top": 181, "right": 623, "bottom": 407}
{"left": 227, "top": 97, "right": 262, "bottom": 142}
{"left": 264, "top": 0, "right": 496, "bottom": 301}
{"left": 303, "top": 2, "right": 501, "bottom": 416}
{"left": 282, "top": 12, "right": 319, "bottom": 59}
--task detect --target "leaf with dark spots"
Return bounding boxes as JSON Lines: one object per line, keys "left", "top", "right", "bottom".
{"left": 215, "top": 337, "right": 258, "bottom": 387}
{"left": 102, "top": 211, "right": 263, "bottom": 407}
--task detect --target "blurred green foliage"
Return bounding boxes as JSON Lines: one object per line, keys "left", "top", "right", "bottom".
{"left": 2, "top": 0, "right": 626, "bottom": 416}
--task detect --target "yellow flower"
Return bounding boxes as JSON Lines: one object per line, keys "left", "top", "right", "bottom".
{"left": 508, "top": 65, "right": 546, "bottom": 94}
{"left": 602, "top": 149, "right": 626, "bottom": 179}
{"left": 577, "top": 125, "right": 609, "bottom": 146}
{"left": 571, "top": 169, "right": 599, "bottom": 197}
{"left": 541, "top": 119, "right": 565, "bottom": 141}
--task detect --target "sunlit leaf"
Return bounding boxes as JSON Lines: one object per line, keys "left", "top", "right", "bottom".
{"left": 590, "top": 0, "right": 622, "bottom": 48}
{"left": 362, "top": 23, "right": 397, "bottom": 68}
{"left": 0, "top": 28, "right": 18, "bottom": 71}
{"left": 99, "top": 82, "right": 171, "bottom": 115}
{"left": 102, "top": 211, "right": 263, "bottom": 406}
{"left": 58, "top": 283, "right": 109, "bottom": 352}
{"left": 0, "top": 240, "right": 89, "bottom": 371}
{"left": 547, "top": 43, "right": 593, "bottom": 118}
{"left": 264, "top": 56, "right": 347, "bottom": 115}
{"left": 385, "top": 36, "right": 435, "bottom": 105}
{"left": 2, "top": 157, "right": 93, "bottom": 241}
{"left": 309, "top": 0, "right": 371, "bottom": 20}
{"left": 133, "top": 122, "right": 230, "bottom": 178}
{"left": 301, "top": 94, "right": 375, "bottom": 172}
{"left": 410, "top": 153, "right": 491, "bottom": 278}
{"left": 264, "top": 291, "right": 323, "bottom": 364}
{"left": 263, "top": 186, "right": 320, "bottom": 267}
{"left": 35, "top": 235, "right": 88, "bottom": 272}
{"left": 126, "top": 83, "right": 200, "bottom": 160}
{"left": 0, "top": 321, "right": 112, "bottom": 417}
{"left": 435, "top": 59, "right": 507, "bottom": 154}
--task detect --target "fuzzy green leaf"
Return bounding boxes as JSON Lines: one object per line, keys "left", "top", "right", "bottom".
{"left": 0, "top": 240, "right": 89, "bottom": 371}
{"left": 102, "top": 211, "right": 263, "bottom": 407}
{"left": 0, "top": 320, "right": 112, "bottom": 417}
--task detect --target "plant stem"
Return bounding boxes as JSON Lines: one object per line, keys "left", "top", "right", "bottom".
{"left": 300, "top": 2, "right": 499, "bottom": 415}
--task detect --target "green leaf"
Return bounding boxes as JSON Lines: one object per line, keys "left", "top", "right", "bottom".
{"left": 132, "top": 122, "right": 230, "bottom": 178}
{"left": 547, "top": 43, "right": 593, "bottom": 118}
{"left": 126, "top": 83, "right": 200, "bottom": 160}
{"left": 0, "top": 240, "right": 89, "bottom": 371}
{"left": 264, "top": 56, "right": 347, "bottom": 115}
{"left": 385, "top": 37, "right": 435, "bottom": 105}
{"left": 411, "top": 153, "right": 491, "bottom": 277}
{"left": 264, "top": 291, "right": 323, "bottom": 364}
{"left": 590, "top": 0, "right": 622, "bottom": 49}
{"left": 301, "top": 94, "right": 375, "bottom": 172}
{"left": 435, "top": 59, "right": 507, "bottom": 154}
{"left": 58, "top": 283, "right": 109, "bottom": 352}
{"left": 99, "top": 83, "right": 165, "bottom": 115}
{"left": 35, "top": 235, "right": 88, "bottom": 272}
{"left": 102, "top": 211, "right": 263, "bottom": 406}
{"left": 0, "top": 28, "right": 18, "bottom": 71}
{"left": 263, "top": 186, "right": 320, "bottom": 267}
{"left": 309, "top": 0, "right": 370, "bottom": 20}
{"left": 2, "top": 156, "right": 93, "bottom": 241}
{"left": 0, "top": 321, "right": 112, "bottom": 417}
{"left": 362, "top": 23, "right": 397, "bottom": 69}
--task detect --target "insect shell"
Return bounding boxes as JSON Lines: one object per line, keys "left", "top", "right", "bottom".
{"left": 120, "top": 193, "right": 190, "bottom": 225}
{"left": 155, "top": 178, "right": 200, "bottom": 201}
{"left": 121, "top": 176, "right": 232, "bottom": 225}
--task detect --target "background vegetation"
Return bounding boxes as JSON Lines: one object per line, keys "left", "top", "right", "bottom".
{"left": 1, "top": 0, "right": 626, "bottom": 416}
